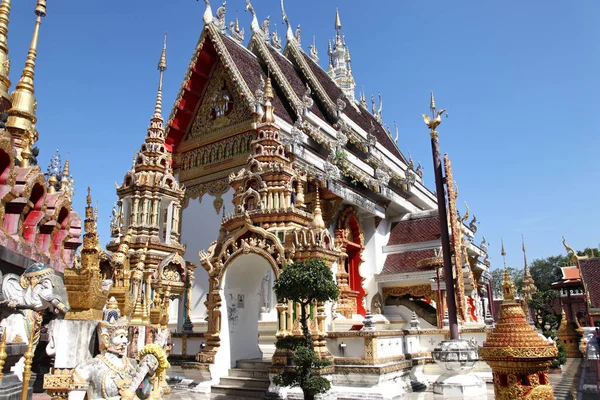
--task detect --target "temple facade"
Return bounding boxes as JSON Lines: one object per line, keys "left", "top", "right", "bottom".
{"left": 145, "top": 1, "right": 494, "bottom": 394}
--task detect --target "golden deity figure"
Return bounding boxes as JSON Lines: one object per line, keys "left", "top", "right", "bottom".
{"left": 69, "top": 298, "right": 170, "bottom": 400}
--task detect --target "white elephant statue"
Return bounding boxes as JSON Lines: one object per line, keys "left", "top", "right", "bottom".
{"left": 0, "top": 262, "right": 70, "bottom": 380}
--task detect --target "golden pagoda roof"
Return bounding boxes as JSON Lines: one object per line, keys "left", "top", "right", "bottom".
{"left": 479, "top": 269, "right": 557, "bottom": 361}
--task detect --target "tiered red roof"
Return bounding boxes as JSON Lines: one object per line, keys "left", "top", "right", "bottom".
{"left": 381, "top": 214, "right": 440, "bottom": 275}
{"left": 580, "top": 258, "right": 600, "bottom": 309}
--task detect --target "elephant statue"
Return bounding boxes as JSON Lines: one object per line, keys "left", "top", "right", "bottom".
{"left": 0, "top": 263, "right": 70, "bottom": 379}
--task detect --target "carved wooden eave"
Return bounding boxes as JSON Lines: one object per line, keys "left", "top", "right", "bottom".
{"left": 247, "top": 34, "right": 304, "bottom": 117}
{"left": 166, "top": 24, "right": 257, "bottom": 157}
{"left": 282, "top": 43, "right": 338, "bottom": 119}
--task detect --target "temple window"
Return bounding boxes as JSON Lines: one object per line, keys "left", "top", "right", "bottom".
{"left": 212, "top": 83, "right": 232, "bottom": 118}
{"left": 244, "top": 196, "right": 257, "bottom": 211}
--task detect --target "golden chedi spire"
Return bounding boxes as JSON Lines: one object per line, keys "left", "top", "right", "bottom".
{"left": 262, "top": 76, "right": 275, "bottom": 124}
{"left": 311, "top": 185, "right": 325, "bottom": 231}
{"left": 6, "top": 0, "right": 46, "bottom": 156}
{"left": 64, "top": 186, "right": 110, "bottom": 320}
{"left": 556, "top": 308, "right": 583, "bottom": 358}
{"left": 80, "top": 187, "right": 101, "bottom": 272}
{"left": 0, "top": 0, "right": 11, "bottom": 110}
{"left": 154, "top": 33, "right": 167, "bottom": 121}
{"left": 480, "top": 261, "right": 558, "bottom": 399}
{"left": 521, "top": 234, "right": 537, "bottom": 316}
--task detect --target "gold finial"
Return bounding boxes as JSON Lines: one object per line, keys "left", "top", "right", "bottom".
{"left": 421, "top": 91, "right": 446, "bottom": 137}
{"left": 311, "top": 185, "right": 325, "bottom": 231}
{"left": 153, "top": 33, "right": 167, "bottom": 120}
{"left": 334, "top": 8, "right": 342, "bottom": 31}
{"left": 0, "top": 0, "right": 12, "bottom": 110}
{"left": 262, "top": 76, "right": 275, "bottom": 123}
{"left": 86, "top": 186, "right": 92, "bottom": 206}
{"left": 521, "top": 234, "right": 528, "bottom": 271}
{"left": 6, "top": 0, "right": 47, "bottom": 139}
{"left": 501, "top": 238, "right": 507, "bottom": 269}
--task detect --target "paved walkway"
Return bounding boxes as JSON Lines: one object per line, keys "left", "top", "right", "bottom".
{"left": 31, "top": 359, "right": 584, "bottom": 400}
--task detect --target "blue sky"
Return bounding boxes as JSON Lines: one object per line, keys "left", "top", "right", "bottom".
{"left": 5, "top": 0, "right": 599, "bottom": 271}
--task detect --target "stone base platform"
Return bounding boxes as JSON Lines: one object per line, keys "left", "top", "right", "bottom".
{"left": 0, "top": 373, "right": 36, "bottom": 400}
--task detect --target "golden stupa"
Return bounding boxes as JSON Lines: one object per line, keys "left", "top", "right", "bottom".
{"left": 479, "top": 268, "right": 558, "bottom": 400}
{"left": 556, "top": 310, "right": 583, "bottom": 358}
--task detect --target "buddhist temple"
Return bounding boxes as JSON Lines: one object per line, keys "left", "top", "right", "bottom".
{"left": 8, "top": 0, "right": 592, "bottom": 399}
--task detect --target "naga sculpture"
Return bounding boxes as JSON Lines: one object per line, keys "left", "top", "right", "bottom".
{"left": 69, "top": 297, "right": 170, "bottom": 400}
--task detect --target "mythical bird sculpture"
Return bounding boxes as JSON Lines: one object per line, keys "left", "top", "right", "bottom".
{"left": 421, "top": 108, "right": 446, "bottom": 131}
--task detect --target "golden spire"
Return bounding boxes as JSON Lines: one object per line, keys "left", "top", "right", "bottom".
{"left": 80, "top": 187, "right": 100, "bottom": 273}
{"left": 6, "top": 0, "right": 47, "bottom": 143}
{"left": 311, "top": 185, "right": 325, "bottom": 231}
{"left": 60, "top": 158, "right": 71, "bottom": 193}
{"left": 262, "top": 76, "right": 275, "bottom": 123}
{"left": 334, "top": 8, "right": 342, "bottom": 31}
{"left": 0, "top": 0, "right": 12, "bottom": 110}
{"left": 521, "top": 234, "right": 528, "bottom": 272}
{"left": 153, "top": 33, "right": 167, "bottom": 120}
{"left": 501, "top": 238, "right": 507, "bottom": 269}
{"left": 429, "top": 91, "right": 436, "bottom": 112}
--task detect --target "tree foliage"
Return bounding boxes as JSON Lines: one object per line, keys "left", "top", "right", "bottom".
{"left": 529, "top": 290, "right": 561, "bottom": 330}
{"left": 529, "top": 255, "right": 567, "bottom": 292}
{"left": 491, "top": 267, "right": 523, "bottom": 297}
{"left": 272, "top": 259, "right": 339, "bottom": 400}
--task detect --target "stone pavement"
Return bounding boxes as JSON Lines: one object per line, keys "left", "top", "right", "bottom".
{"left": 30, "top": 359, "right": 583, "bottom": 400}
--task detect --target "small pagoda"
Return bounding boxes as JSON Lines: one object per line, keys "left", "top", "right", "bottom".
{"left": 479, "top": 268, "right": 558, "bottom": 399}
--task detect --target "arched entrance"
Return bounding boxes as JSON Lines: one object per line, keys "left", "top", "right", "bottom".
{"left": 221, "top": 253, "right": 275, "bottom": 368}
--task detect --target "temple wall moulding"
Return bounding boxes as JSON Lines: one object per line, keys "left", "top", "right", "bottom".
{"left": 382, "top": 285, "right": 435, "bottom": 304}
{"left": 182, "top": 178, "right": 230, "bottom": 214}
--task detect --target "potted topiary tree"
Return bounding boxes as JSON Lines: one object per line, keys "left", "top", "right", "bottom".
{"left": 272, "top": 258, "right": 340, "bottom": 400}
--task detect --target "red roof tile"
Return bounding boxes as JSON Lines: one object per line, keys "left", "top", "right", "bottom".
{"left": 580, "top": 258, "right": 600, "bottom": 308}
{"left": 561, "top": 266, "right": 581, "bottom": 280}
{"left": 381, "top": 249, "right": 436, "bottom": 275}
{"left": 220, "top": 35, "right": 294, "bottom": 124}
{"left": 387, "top": 214, "right": 440, "bottom": 246}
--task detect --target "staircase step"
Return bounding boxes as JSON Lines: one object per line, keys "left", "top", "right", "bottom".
{"left": 212, "top": 385, "right": 267, "bottom": 398}
{"left": 220, "top": 376, "right": 270, "bottom": 389}
{"left": 236, "top": 359, "right": 271, "bottom": 370}
{"left": 229, "top": 368, "right": 270, "bottom": 379}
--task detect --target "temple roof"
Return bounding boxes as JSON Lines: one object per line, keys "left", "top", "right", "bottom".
{"left": 381, "top": 213, "right": 441, "bottom": 275}
{"left": 580, "top": 258, "right": 600, "bottom": 309}
{"left": 387, "top": 214, "right": 441, "bottom": 246}
{"left": 381, "top": 249, "right": 436, "bottom": 274}
{"left": 299, "top": 52, "right": 404, "bottom": 161}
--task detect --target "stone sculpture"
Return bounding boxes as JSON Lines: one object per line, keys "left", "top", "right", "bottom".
{"left": 0, "top": 262, "right": 69, "bottom": 349}
{"left": 69, "top": 297, "right": 170, "bottom": 400}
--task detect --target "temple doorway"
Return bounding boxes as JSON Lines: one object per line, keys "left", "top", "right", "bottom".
{"left": 221, "top": 253, "right": 275, "bottom": 368}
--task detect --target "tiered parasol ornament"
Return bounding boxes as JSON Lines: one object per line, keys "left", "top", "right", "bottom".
{"left": 479, "top": 269, "right": 558, "bottom": 400}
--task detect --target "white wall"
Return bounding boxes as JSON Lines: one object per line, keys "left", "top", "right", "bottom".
{"left": 179, "top": 188, "right": 233, "bottom": 325}
{"left": 360, "top": 215, "right": 392, "bottom": 311}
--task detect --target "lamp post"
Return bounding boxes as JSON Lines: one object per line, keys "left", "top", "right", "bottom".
{"left": 422, "top": 92, "right": 459, "bottom": 340}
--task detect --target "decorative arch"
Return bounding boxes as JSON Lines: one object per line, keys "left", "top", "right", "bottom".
{"left": 335, "top": 206, "right": 366, "bottom": 316}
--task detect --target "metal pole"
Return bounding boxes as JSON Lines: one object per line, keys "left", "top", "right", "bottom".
{"left": 430, "top": 134, "right": 459, "bottom": 340}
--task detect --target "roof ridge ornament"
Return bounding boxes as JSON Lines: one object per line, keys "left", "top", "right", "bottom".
{"left": 214, "top": 1, "right": 227, "bottom": 32}
{"left": 245, "top": 0, "right": 260, "bottom": 36}
{"left": 309, "top": 36, "right": 319, "bottom": 63}
{"left": 228, "top": 17, "right": 244, "bottom": 43}
{"left": 280, "top": 0, "right": 294, "bottom": 42}
{"left": 202, "top": 0, "right": 213, "bottom": 26}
